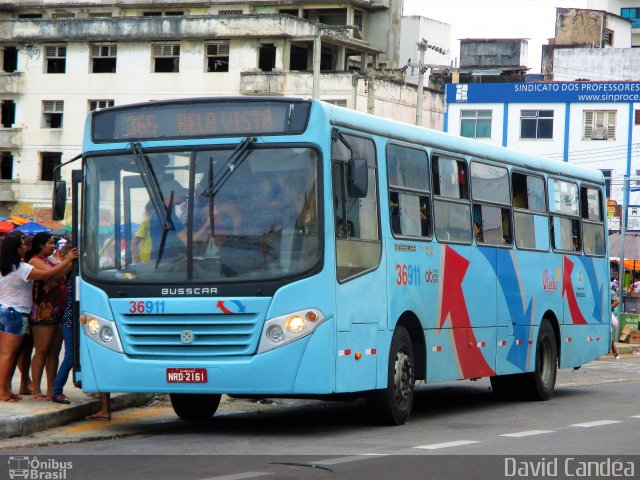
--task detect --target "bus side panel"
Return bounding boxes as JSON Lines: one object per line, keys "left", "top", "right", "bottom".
{"left": 293, "top": 317, "right": 336, "bottom": 393}
{"left": 335, "top": 324, "right": 378, "bottom": 392}
{"left": 559, "top": 323, "right": 610, "bottom": 368}
{"left": 335, "top": 268, "right": 388, "bottom": 332}
{"left": 495, "top": 249, "right": 537, "bottom": 375}
{"left": 425, "top": 327, "right": 462, "bottom": 382}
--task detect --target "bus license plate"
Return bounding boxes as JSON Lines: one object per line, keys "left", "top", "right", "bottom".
{"left": 166, "top": 368, "right": 208, "bottom": 383}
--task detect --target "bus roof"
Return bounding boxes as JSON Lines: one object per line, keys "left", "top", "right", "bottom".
{"left": 314, "top": 99, "right": 604, "bottom": 185}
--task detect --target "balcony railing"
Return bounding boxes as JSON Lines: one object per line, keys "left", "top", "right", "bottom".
{"left": 0, "top": 128, "right": 22, "bottom": 149}
{"left": 0, "top": 72, "right": 23, "bottom": 93}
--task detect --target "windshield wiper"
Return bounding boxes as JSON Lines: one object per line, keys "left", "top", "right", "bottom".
{"left": 131, "top": 143, "right": 174, "bottom": 232}
{"left": 130, "top": 143, "right": 176, "bottom": 268}
{"left": 201, "top": 136, "right": 256, "bottom": 198}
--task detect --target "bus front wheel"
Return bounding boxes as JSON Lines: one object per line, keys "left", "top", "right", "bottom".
{"left": 368, "top": 326, "right": 415, "bottom": 426}
{"left": 170, "top": 393, "right": 221, "bottom": 420}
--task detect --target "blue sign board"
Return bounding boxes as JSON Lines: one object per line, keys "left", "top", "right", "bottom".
{"left": 447, "top": 82, "right": 640, "bottom": 104}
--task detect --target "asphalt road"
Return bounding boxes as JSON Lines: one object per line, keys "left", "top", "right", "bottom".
{"left": 2, "top": 358, "right": 639, "bottom": 480}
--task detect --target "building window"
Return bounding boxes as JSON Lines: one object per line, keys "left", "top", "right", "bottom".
{"left": 520, "top": 110, "right": 553, "bottom": 139}
{"left": 600, "top": 169, "right": 612, "bottom": 198}
{"left": 460, "top": 110, "right": 492, "bottom": 138}
{"left": 3, "top": 46, "right": 18, "bottom": 72}
{"left": 0, "top": 152, "right": 13, "bottom": 180}
{"left": 219, "top": 10, "right": 243, "bottom": 15}
{"left": 206, "top": 41, "right": 229, "bottom": 72}
{"left": 584, "top": 110, "right": 616, "bottom": 140}
{"left": 603, "top": 29, "right": 613, "bottom": 46}
{"left": 259, "top": 44, "right": 276, "bottom": 72}
{"left": 42, "top": 100, "right": 64, "bottom": 128}
{"left": 18, "top": 13, "right": 43, "bottom": 19}
{"left": 91, "top": 44, "right": 117, "bottom": 73}
{"left": 89, "top": 12, "right": 113, "bottom": 18}
{"left": 51, "top": 12, "right": 75, "bottom": 19}
{"left": 621, "top": 8, "right": 640, "bottom": 27}
{"left": 143, "top": 11, "right": 162, "bottom": 17}
{"left": 45, "top": 45, "right": 66, "bottom": 73}
{"left": 165, "top": 11, "right": 184, "bottom": 16}
{"left": 41, "top": 152, "right": 62, "bottom": 181}
{"left": 89, "top": 99, "right": 114, "bottom": 112}
{"left": 1, "top": 100, "right": 15, "bottom": 128}
{"left": 152, "top": 44, "right": 180, "bottom": 72}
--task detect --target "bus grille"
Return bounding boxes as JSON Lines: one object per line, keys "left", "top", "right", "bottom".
{"left": 118, "top": 313, "right": 261, "bottom": 357}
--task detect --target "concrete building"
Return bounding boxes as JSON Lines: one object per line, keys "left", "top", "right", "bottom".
{"left": 445, "top": 80, "right": 640, "bottom": 209}
{"left": 0, "top": 0, "right": 446, "bottom": 220}
{"left": 542, "top": 7, "right": 634, "bottom": 81}
{"left": 457, "top": 38, "right": 530, "bottom": 83}
{"left": 587, "top": 0, "right": 640, "bottom": 45}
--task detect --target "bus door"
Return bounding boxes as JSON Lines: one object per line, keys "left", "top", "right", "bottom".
{"left": 70, "top": 169, "right": 82, "bottom": 386}
{"left": 331, "top": 131, "right": 385, "bottom": 392}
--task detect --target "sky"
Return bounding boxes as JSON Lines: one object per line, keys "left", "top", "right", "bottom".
{"left": 402, "top": 0, "right": 588, "bottom": 73}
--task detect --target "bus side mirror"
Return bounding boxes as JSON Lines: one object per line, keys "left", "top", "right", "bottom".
{"left": 348, "top": 158, "right": 368, "bottom": 198}
{"left": 52, "top": 180, "right": 67, "bottom": 221}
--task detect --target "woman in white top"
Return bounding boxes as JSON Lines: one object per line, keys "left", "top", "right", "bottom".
{"left": 0, "top": 235, "right": 78, "bottom": 402}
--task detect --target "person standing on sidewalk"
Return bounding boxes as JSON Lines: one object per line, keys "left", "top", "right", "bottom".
{"left": 611, "top": 288, "right": 620, "bottom": 359}
{"left": 0, "top": 236, "right": 78, "bottom": 402}
{"left": 51, "top": 245, "right": 74, "bottom": 404}
{"left": 28, "top": 232, "right": 73, "bottom": 401}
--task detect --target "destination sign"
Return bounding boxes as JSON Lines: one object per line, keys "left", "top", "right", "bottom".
{"left": 91, "top": 99, "right": 311, "bottom": 142}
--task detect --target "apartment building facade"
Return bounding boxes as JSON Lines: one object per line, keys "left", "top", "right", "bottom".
{"left": 0, "top": 0, "right": 445, "bottom": 219}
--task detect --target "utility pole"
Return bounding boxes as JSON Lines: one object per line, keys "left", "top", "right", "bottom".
{"left": 618, "top": 175, "right": 628, "bottom": 312}
{"left": 415, "top": 40, "right": 427, "bottom": 127}
{"left": 312, "top": 25, "right": 321, "bottom": 99}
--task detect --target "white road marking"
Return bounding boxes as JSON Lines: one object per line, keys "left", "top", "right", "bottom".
{"left": 570, "top": 420, "right": 622, "bottom": 428}
{"left": 500, "top": 430, "right": 554, "bottom": 438}
{"left": 199, "top": 472, "right": 273, "bottom": 480}
{"left": 414, "top": 440, "right": 480, "bottom": 450}
{"left": 631, "top": 415, "right": 640, "bottom": 419}
{"left": 313, "top": 454, "right": 388, "bottom": 465}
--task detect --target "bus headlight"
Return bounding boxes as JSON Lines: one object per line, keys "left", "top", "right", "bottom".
{"left": 99, "top": 326, "right": 114, "bottom": 343}
{"left": 87, "top": 318, "right": 100, "bottom": 335}
{"left": 286, "top": 315, "right": 305, "bottom": 334}
{"left": 257, "top": 308, "right": 325, "bottom": 354}
{"left": 267, "top": 325, "right": 285, "bottom": 343}
{"left": 81, "top": 312, "right": 124, "bottom": 353}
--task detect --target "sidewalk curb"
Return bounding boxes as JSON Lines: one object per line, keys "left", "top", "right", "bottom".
{"left": 0, "top": 393, "right": 155, "bottom": 440}
{"left": 615, "top": 342, "right": 638, "bottom": 355}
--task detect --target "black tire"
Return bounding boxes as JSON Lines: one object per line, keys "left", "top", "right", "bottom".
{"left": 170, "top": 393, "right": 221, "bottom": 420}
{"left": 522, "top": 319, "right": 558, "bottom": 400}
{"left": 368, "top": 326, "right": 415, "bottom": 425}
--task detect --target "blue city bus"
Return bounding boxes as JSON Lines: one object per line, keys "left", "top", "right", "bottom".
{"left": 53, "top": 97, "right": 610, "bottom": 425}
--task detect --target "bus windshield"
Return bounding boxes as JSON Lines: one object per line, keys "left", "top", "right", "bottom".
{"left": 82, "top": 146, "right": 320, "bottom": 283}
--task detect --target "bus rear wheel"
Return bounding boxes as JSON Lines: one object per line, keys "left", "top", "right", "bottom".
{"left": 170, "top": 393, "right": 221, "bottom": 420}
{"left": 368, "top": 326, "right": 415, "bottom": 425}
{"left": 523, "top": 319, "right": 557, "bottom": 400}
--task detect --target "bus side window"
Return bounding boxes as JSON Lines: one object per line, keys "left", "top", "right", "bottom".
{"left": 581, "top": 185, "right": 605, "bottom": 256}
{"left": 471, "top": 161, "right": 511, "bottom": 246}
{"left": 432, "top": 155, "right": 471, "bottom": 243}
{"left": 387, "top": 144, "right": 431, "bottom": 239}
{"left": 332, "top": 132, "right": 381, "bottom": 281}
{"left": 513, "top": 172, "right": 548, "bottom": 250}
{"left": 548, "top": 178, "right": 581, "bottom": 253}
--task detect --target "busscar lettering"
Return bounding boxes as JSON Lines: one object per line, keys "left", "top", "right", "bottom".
{"left": 161, "top": 287, "right": 218, "bottom": 296}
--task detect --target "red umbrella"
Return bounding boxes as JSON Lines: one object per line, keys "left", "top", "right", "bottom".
{"left": 0, "top": 220, "right": 16, "bottom": 233}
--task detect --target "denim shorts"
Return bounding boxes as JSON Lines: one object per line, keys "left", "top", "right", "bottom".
{"left": 0, "top": 306, "right": 29, "bottom": 336}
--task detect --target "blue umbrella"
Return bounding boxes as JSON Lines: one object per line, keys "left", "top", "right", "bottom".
{"left": 14, "top": 221, "right": 52, "bottom": 235}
